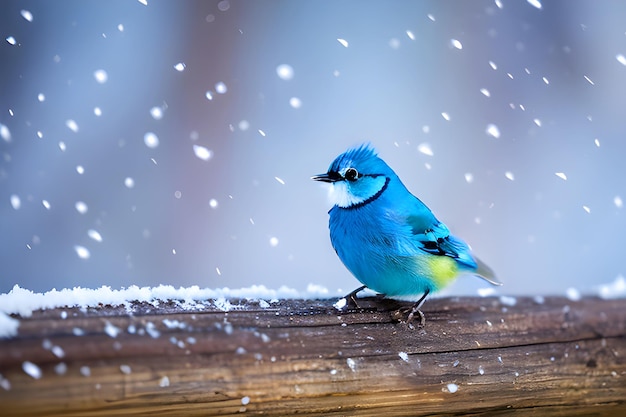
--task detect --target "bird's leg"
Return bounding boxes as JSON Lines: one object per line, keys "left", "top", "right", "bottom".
{"left": 393, "top": 289, "right": 430, "bottom": 329}
{"left": 341, "top": 285, "right": 367, "bottom": 309}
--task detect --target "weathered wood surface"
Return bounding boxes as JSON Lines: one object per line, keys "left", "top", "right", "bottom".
{"left": 0, "top": 296, "right": 625, "bottom": 416}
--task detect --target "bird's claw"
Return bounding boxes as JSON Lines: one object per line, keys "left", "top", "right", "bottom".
{"left": 393, "top": 306, "right": 426, "bottom": 329}
{"left": 347, "top": 292, "right": 361, "bottom": 309}
{"left": 336, "top": 285, "right": 367, "bottom": 310}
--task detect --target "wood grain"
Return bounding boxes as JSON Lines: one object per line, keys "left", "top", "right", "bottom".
{"left": 1, "top": 296, "right": 624, "bottom": 416}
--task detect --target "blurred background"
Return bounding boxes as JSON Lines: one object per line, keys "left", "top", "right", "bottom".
{"left": 1, "top": 0, "right": 625, "bottom": 297}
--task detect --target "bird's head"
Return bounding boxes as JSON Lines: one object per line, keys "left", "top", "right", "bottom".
{"left": 312, "top": 144, "right": 394, "bottom": 209}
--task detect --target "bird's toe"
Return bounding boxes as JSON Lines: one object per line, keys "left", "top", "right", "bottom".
{"left": 392, "top": 306, "right": 426, "bottom": 329}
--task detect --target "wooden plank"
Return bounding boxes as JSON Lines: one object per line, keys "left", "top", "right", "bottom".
{"left": 0, "top": 296, "right": 625, "bottom": 416}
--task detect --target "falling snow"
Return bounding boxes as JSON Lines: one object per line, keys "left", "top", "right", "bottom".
{"left": 555, "top": 172, "right": 567, "bottom": 180}
{"left": 193, "top": 145, "right": 213, "bottom": 161}
{"left": 75, "top": 201, "right": 88, "bottom": 214}
{"left": 124, "top": 177, "right": 135, "bottom": 188}
{"left": 144, "top": 132, "right": 159, "bottom": 148}
{"left": 10, "top": 195, "right": 20, "bottom": 210}
{"left": 50, "top": 345, "right": 64, "bottom": 358}
{"left": 2, "top": 1, "right": 626, "bottom": 308}
{"left": 104, "top": 321, "right": 121, "bottom": 338}
{"left": 54, "top": 363, "right": 67, "bottom": 375}
{"left": 450, "top": 39, "right": 463, "bottom": 50}
{"left": 289, "top": 97, "right": 302, "bottom": 108}
{"left": 486, "top": 124, "right": 500, "bottom": 138}
{"left": 0, "top": 124, "right": 10, "bottom": 141}
{"left": 93, "top": 70, "right": 108, "bottom": 84}
{"left": 88, "top": 229, "right": 103, "bottom": 242}
{"left": 215, "top": 82, "right": 228, "bottom": 94}
{"left": 276, "top": 64, "right": 294, "bottom": 80}
{"left": 66, "top": 120, "right": 79, "bottom": 133}
{"left": 20, "top": 9, "right": 34, "bottom": 22}
{"left": 150, "top": 107, "right": 164, "bottom": 120}
{"left": 74, "top": 246, "right": 90, "bottom": 260}
{"left": 22, "top": 362, "right": 42, "bottom": 379}
{"left": 217, "top": 0, "right": 230, "bottom": 11}
{"left": 417, "top": 143, "right": 434, "bottom": 156}
{"left": 527, "top": 0, "right": 542, "bottom": 9}
{"left": 80, "top": 366, "right": 91, "bottom": 377}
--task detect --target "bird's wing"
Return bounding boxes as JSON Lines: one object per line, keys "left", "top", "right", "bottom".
{"left": 401, "top": 197, "right": 502, "bottom": 285}
{"left": 405, "top": 212, "right": 502, "bottom": 285}
{"left": 405, "top": 214, "right": 478, "bottom": 270}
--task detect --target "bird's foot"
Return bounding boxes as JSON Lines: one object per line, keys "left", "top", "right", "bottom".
{"left": 392, "top": 306, "right": 426, "bottom": 329}
{"left": 393, "top": 289, "right": 430, "bottom": 329}
{"left": 334, "top": 285, "right": 367, "bottom": 310}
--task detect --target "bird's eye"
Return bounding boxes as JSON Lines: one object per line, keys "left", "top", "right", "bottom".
{"left": 344, "top": 168, "right": 359, "bottom": 182}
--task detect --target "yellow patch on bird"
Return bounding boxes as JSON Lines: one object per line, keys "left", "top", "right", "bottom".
{"left": 428, "top": 256, "right": 459, "bottom": 290}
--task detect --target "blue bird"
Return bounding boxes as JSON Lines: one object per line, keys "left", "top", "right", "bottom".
{"left": 312, "top": 144, "right": 501, "bottom": 327}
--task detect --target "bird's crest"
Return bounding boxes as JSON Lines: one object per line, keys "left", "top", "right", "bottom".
{"left": 330, "top": 143, "right": 378, "bottom": 173}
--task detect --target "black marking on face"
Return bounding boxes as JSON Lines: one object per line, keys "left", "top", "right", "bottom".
{"left": 343, "top": 176, "right": 390, "bottom": 210}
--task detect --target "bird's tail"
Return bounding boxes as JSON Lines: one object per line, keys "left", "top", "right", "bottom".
{"left": 473, "top": 256, "right": 502, "bottom": 286}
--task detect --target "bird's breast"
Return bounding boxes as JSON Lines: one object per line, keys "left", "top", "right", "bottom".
{"left": 328, "top": 203, "right": 459, "bottom": 297}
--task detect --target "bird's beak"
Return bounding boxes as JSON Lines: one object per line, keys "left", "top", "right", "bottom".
{"left": 311, "top": 172, "right": 341, "bottom": 183}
